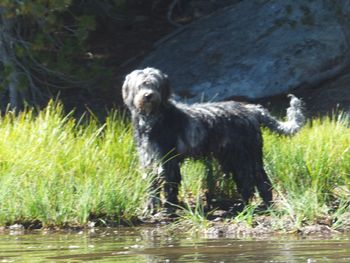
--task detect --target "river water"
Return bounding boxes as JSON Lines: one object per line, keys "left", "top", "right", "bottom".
{"left": 1, "top": 227, "right": 350, "bottom": 262}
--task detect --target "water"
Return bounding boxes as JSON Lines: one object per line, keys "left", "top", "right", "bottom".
{"left": 1, "top": 227, "right": 350, "bottom": 262}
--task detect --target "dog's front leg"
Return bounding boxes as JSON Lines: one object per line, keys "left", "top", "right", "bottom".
{"left": 138, "top": 144, "right": 164, "bottom": 214}
{"left": 141, "top": 162, "right": 164, "bottom": 215}
{"left": 162, "top": 160, "right": 181, "bottom": 213}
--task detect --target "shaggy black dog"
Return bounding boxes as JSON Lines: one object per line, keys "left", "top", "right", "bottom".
{"left": 122, "top": 67, "right": 305, "bottom": 212}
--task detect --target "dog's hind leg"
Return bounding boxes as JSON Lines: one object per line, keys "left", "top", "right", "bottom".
{"left": 255, "top": 167, "right": 273, "bottom": 207}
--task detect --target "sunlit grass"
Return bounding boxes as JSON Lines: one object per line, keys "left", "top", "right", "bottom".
{"left": 0, "top": 102, "right": 349, "bottom": 232}
{"left": 0, "top": 102, "right": 147, "bottom": 227}
{"left": 263, "top": 114, "right": 350, "bottom": 230}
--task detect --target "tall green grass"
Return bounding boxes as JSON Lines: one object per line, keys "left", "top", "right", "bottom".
{"left": 263, "top": 115, "right": 350, "bottom": 229}
{"left": 0, "top": 102, "right": 147, "bottom": 227}
{"left": 0, "top": 102, "right": 349, "bottom": 231}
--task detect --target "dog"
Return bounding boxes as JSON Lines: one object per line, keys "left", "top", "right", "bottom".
{"left": 122, "top": 67, "right": 305, "bottom": 213}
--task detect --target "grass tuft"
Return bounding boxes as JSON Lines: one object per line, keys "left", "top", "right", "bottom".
{"left": 0, "top": 101, "right": 147, "bottom": 227}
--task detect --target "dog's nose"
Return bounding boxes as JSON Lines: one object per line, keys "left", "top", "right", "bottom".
{"left": 144, "top": 92, "right": 154, "bottom": 101}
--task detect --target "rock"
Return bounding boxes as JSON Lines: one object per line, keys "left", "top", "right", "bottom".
{"left": 141, "top": 0, "right": 350, "bottom": 102}
{"left": 9, "top": 223, "right": 24, "bottom": 230}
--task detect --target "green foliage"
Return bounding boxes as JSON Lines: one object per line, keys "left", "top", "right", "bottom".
{"left": 263, "top": 115, "right": 350, "bottom": 228}
{"left": 0, "top": 0, "right": 130, "bottom": 103}
{"left": 0, "top": 101, "right": 146, "bottom": 227}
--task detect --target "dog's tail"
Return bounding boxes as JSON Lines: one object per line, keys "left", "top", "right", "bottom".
{"left": 254, "top": 94, "right": 305, "bottom": 135}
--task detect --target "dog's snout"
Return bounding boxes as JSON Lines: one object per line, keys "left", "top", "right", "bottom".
{"left": 143, "top": 92, "right": 154, "bottom": 101}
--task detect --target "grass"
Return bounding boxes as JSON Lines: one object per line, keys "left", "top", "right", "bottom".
{"left": 262, "top": 114, "right": 350, "bottom": 230}
{"left": 0, "top": 102, "right": 148, "bottom": 227}
{"left": 0, "top": 102, "right": 349, "bottom": 232}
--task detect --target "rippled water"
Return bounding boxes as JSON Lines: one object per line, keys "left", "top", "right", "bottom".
{"left": 1, "top": 227, "right": 350, "bottom": 262}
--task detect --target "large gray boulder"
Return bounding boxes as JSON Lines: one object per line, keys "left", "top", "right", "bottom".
{"left": 141, "top": 0, "right": 350, "bottom": 102}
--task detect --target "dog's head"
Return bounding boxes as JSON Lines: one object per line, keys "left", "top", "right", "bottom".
{"left": 122, "top": 67, "right": 170, "bottom": 115}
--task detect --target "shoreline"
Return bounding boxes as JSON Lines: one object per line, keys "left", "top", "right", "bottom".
{"left": 2, "top": 212, "right": 350, "bottom": 238}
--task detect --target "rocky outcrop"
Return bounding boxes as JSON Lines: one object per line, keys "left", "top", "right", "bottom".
{"left": 141, "top": 0, "right": 350, "bottom": 102}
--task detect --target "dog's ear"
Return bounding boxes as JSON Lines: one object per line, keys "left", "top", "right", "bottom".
{"left": 122, "top": 74, "right": 133, "bottom": 107}
{"left": 160, "top": 73, "right": 171, "bottom": 102}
